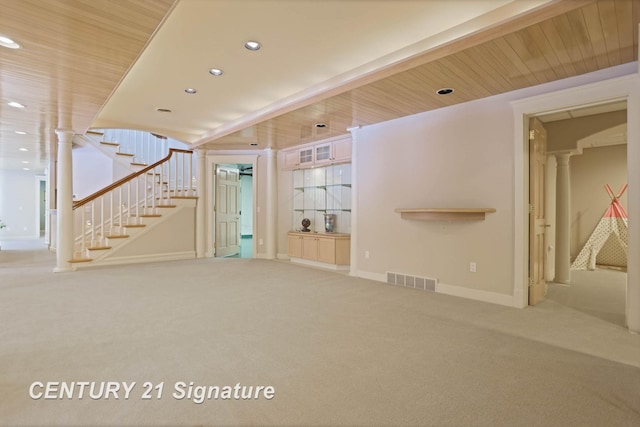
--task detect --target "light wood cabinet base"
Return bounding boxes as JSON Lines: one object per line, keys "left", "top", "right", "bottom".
{"left": 287, "top": 231, "right": 350, "bottom": 268}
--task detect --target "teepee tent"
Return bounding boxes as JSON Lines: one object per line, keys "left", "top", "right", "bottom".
{"left": 571, "top": 184, "right": 628, "bottom": 271}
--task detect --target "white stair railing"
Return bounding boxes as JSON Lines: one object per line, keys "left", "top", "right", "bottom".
{"left": 96, "top": 129, "right": 186, "bottom": 166}
{"left": 72, "top": 149, "right": 195, "bottom": 259}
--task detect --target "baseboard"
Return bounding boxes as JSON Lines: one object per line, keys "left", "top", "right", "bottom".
{"left": 354, "top": 270, "right": 387, "bottom": 282}
{"left": 75, "top": 251, "right": 195, "bottom": 269}
{"left": 277, "top": 253, "right": 290, "bottom": 260}
{"left": 436, "top": 282, "right": 514, "bottom": 307}
{"left": 290, "top": 257, "right": 349, "bottom": 271}
{"left": 354, "top": 269, "right": 513, "bottom": 307}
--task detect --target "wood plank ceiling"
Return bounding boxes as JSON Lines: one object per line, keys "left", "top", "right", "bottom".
{"left": 0, "top": 0, "right": 638, "bottom": 169}
{"left": 201, "top": 0, "right": 639, "bottom": 150}
{"left": 0, "top": 0, "right": 176, "bottom": 171}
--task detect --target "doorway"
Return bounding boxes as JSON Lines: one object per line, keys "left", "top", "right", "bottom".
{"left": 35, "top": 176, "right": 47, "bottom": 239}
{"left": 207, "top": 154, "right": 258, "bottom": 259}
{"left": 520, "top": 97, "right": 632, "bottom": 328}
{"left": 215, "top": 165, "right": 241, "bottom": 257}
{"left": 538, "top": 106, "right": 628, "bottom": 326}
{"left": 512, "top": 74, "right": 640, "bottom": 332}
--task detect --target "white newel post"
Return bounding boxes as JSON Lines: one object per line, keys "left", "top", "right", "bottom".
{"left": 266, "top": 148, "right": 277, "bottom": 259}
{"left": 348, "top": 126, "right": 360, "bottom": 277}
{"left": 627, "top": 79, "right": 640, "bottom": 333}
{"left": 54, "top": 129, "right": 74, "bottom": 272}
{"left": 196, "top": 148, "right": 206, "bottom": 258}
{"left": 554, "top": 152, "right": 572, "bottom": 284}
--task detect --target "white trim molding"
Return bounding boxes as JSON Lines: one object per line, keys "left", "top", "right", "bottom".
{"left": 511, "top": 72, "right": 640, "bottom": 333}
{"left": 206, "top": 153, "right": 260, "bottom": 259}
{"left": 436, "top": 282, "right": 514, "bottom": 307}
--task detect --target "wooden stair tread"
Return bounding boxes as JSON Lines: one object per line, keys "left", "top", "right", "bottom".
{"left": 100, "top": 141, "right": 119, "bottom": 146}
{"left": 171, "top": 196, "right": 198, "bottom": 200}
{"left": 131, "top": 162, "right": 147, "bottom": 166}
{"left": 116, "top": 152, "right": 134, "bottom": 157}
{"left": 69, "top": 258, "right": 93, "bottom": 263}
{"left": 87, "top": 130, "right": 103, "bottom": 135}
{"left": 104, "top": 234, "right": 130, "bottom": 239}
{"left": 87, "top": 246, "right": 112, "bottom": 251}
{"left": 156, "top": 205, "right": 176, "bottom": 208}
{"left": 138, "top": 214, "right": 162, "bottom": 218}
{"left": 122, "top": 224, "right": 146, "bottom": 228}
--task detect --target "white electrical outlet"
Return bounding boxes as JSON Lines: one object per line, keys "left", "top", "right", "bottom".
{"left": 365, "top": 251, "right": 370, "bottom": 259}
{"left": 469, "top": 262, "right": 477, "bottom": 273}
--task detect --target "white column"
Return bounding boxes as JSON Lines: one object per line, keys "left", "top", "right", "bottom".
{"left": 265, "top": 148, "right": 277, "bottom": 259}
{"left": 195, "top": 149, "right": 207, "bottom": 258}
{"left": 554, "top": 152, "right": 572, "bottom": 284}
{"left": 348, "top": 126, "right": 360, "bottom": 277}
{"left": 54, "top": 129, "right": 74, "bottom": 272}
{"left": 626, "top": 80, "right": 640, "bottom": 333}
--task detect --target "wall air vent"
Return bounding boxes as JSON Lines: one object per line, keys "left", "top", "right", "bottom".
{"left": 387, "top": 271, "right": 436, "bottom": 291}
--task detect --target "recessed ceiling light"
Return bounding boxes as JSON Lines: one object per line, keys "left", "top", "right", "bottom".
{"left": 156, "top": 108, "right": 172, "bottom": 113}
{"left": 315, "top": 123, "right": 327, "bottom": 128}
{"left": 209, "top": 68, "right": 223, "bottom": 76}
{"left": 436, "top": 88, "right": 454, "bottom": 95}
{"left": 21, "top": 161, "right": 29, "bottom": 164}
{"left": 184, "top": 88, "right": 197, "bottom": 94}
{"left": 23, "top": 167, "right": 30, "bottom": 171}
{"left": 0, "top": 35, "right": 20, "bottom": 49}
{"left": 19, "top": 147, "right": 28, "bottom": 151}
{"left": 14, "top": 131, "right": 27, "bottom": 135}
{"left": 8, "top": 101, "right": 25, "bottom": 108}
{"left": 244, "top": 40, "right": 261, "bottom": 51}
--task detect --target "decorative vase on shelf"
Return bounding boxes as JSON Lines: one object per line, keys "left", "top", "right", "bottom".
{"left": 301, "top": 218, "right": 311, "bottom": 232}
{"left": 324, "top": 214, "right": 336, "bottom": 233}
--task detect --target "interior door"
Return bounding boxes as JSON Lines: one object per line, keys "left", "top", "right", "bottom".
{"left": 529, "top": 117, "right": 547, "bottom": 305}
{"left": 215, "top": 165, "right": 240, "bottom": 257}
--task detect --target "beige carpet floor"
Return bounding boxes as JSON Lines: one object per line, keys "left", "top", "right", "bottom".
{"left": 1, "top": 240, "right": 640, "bottom": 426}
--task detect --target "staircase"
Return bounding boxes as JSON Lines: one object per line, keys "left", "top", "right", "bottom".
{"left": 70, "top": 148, "right": 197, "bottom": 268}
{"left": 79, "top": 129, "right": 178, "bottom": 173}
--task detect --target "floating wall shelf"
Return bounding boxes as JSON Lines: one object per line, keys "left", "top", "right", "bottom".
{"left": 394, "top": 208, "right": 496, "bottom": 221}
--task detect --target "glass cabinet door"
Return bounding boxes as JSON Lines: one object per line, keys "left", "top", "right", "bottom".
{"left": 299, "top": 148, "right": 313, "bottom": 165}
{"left": 314, "top": 143, "right": 331, "bottom": 164}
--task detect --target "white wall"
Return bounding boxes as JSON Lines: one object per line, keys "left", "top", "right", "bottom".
{"left": 350, "top": 63, "right": 637, "bottom": 300}
{"left": 72, "top": 145, "right": 115, "bottom": 200}
{"left": 355, "top": 97, "right": 515, "bottom": 295}
{"left": 272, "top": 63, "right": 637, "bottom": 305}
{"left": 0, "top": 170, "right": 39, "bottom": 239}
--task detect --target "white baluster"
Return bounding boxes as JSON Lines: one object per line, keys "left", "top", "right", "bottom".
{"left": 109, "top": 192, "right": 114, "bottom": 234}
{"left": 188, "top": 152, "right": 193, "bottom": 196}
{"left": 100, "top": 196, "right": 105, "bottom": 245}
{"left": 167, "top": 156, "right": 171, "bottom": 202}
{"left": 182, "top": 152, "right": 187, "bottom": 197}
{"left": 81, "top": 206, "right": 86, "bottom": 257}
{"left": 136, "top": 176, "right": 140, "bottom": 223}
{"left": 90, "top": 202, "right": 95, "bottom": 246}
{"left": 152, "top": 165, "right": 157, "bottom": 211}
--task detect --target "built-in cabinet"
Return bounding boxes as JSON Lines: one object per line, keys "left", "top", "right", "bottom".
{"left": 284, "top": 135, "right": 352, "bottom": 269}
{"left": 292, "top": 163, "right": 351, "bottom": 234}
{"left": 282, "top": 136, "right": 351, "bottom": 170}
{"left": 287, "top": 232, "right": 350, "bottom": 267}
